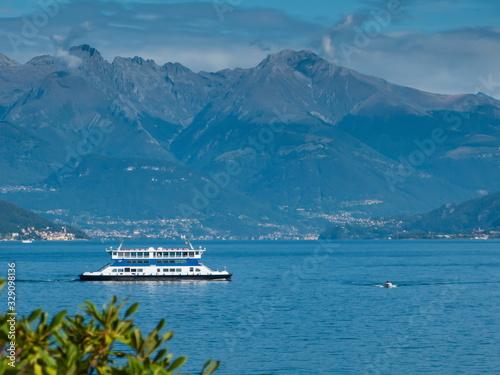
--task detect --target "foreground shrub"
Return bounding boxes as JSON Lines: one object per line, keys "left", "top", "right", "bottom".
{"left": 0, "top": 280, "right": 218, "bottom": 375}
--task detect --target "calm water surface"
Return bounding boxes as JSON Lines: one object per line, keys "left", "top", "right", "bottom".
{"left": 1, "top": 240, "right": 499, "bottom": 375}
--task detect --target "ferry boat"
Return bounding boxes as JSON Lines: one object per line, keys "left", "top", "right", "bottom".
{"left": 79, "top": 241, "right": 232, "bottom": 281}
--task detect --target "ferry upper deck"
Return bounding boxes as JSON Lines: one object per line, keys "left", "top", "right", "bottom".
{"left": 106, "top": 246, "right": 205, "bottom": 260}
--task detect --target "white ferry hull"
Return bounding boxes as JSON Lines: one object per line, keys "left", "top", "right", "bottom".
{"left": 79, "top": 273, "right": 232, "bottom": 281}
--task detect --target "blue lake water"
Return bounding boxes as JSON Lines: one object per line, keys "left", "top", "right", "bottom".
{"left": 1, "top": 240, "right": 499, "bottom": 374}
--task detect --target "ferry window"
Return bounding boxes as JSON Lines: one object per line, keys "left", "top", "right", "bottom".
{"left": 169, "top": 260, "right": 175, "bottom": 263}
{"left": 163, "top": 268, "right": 168, "bottom": 272}
{"left": 137, "top": 252, "right": 143, "bottom": 258}
{"left": 113, "top": 252, "right": 117, "bottom": 256}
{"left": 131, "top": 268, "right": 136, "bottom": 272}
{"left": 118, "top": 269, "right": 123, "bottom": 272}
{"left": 169, "top": 252, "right": 174, "bottom": 257}
{"left": 157, "top": 260, "right": 162, "bottom": 264}
{"left": 195, "top": 252, "right": 199, "bottom": 255}
{"left": 189, "top": 252, "right": 194, "bottom": 257}
{"left": 131, "top": 252, "right": 136, "bottom": 257}
{"left": 182, "top": 252, "right": 187, "bottom": 257}
{"left": 125, "top": 268, "right": 130, "bottom": 272}
{"left": 138, "top": 260, "right": 143, "bottom": 263}
{"left": 112, "top": 269, "right": 117, "bottom": 272}
{"left": 157, "top": 269, "right": 161, "bottom": 272}
{"left": 170, "top": 268, "right": 175, "bottom": 272}
{"left": 124, "top": 253, "right": 130, "bottom": 258}
{"left": 144, "top": 260, "right": 150, "bottom": 264}
{"left": 138, "top": 269, "right": 143, "bottom": 272}
{"left": 155, "top": 252, "right": 160, "bottom": 257}
{"left": 180, "top": 260, "right": 187, "bottom": 264}
{"left": 176, "top": 268, "right": 181, "bottom": 272}
{"left": 175, "top": 252, "right": 180, "bottom": 257}
{"left": 189, "top": 267, "right": 193, "bottom": 272}
{"left": 126, "top": 260, "right": 132, "bottom": 264}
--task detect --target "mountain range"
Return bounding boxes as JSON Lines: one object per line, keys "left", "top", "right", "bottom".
{"left": 0, "top": 45, "right": 499, "bottom": 237}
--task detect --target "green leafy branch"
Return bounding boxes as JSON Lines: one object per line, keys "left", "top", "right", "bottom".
{"left": 0, "top": 280, "right": 218, "bottom": 375}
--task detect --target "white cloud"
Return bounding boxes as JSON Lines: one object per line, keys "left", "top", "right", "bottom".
{"left": 323, "top": 27, "right": 500, "bottom": 96}
{"left": 55, "top": 48, "right": 83, "bottom": 68}
{"left": 321, "top": 35, "right": 334, "bottom": 57}
{"left": 135, "top": 13, "right": 162, "bottom": 20}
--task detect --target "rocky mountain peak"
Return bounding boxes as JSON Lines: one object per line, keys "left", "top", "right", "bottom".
{"left": 259, "top": 49, "right": 330, "bottom": 69}
{"left": 26, "top": 55, "right": 57, "bottom": 66}
{"left": 69, "top": 44, "right": 104, "bottom": 61}
{"left": 0, "top": 53, "right": 20, "bottom": 66}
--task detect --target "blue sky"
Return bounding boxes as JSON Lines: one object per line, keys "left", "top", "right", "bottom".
{"left": 1, "top": 0, "right": 500, "bottom": 97}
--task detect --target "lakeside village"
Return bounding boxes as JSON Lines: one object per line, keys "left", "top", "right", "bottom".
{"left": 0, "top": 194, "right": 495, "bottom": 241}
{"left": 1, "top": 227, "right": 79, "bottom": 242}
{"left": 1, "top": 216, "right": 497, "bottom": 241}
{"left": 26, "top": 200, "right": 386, "bottom": 241}
{"left": 1, "top": 227, "right": 494, "bottom": 241}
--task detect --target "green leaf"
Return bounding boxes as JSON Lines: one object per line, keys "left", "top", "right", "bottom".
{"left": 27, "top": 309, "right": 43, "bottom": 322}
{"left": 155, "top": 318, "right": 166, "bottom": 332}
{"left": 127, "top": 356, "right": 144, "bottom": 373}
{"left": 161, "top": 331, "right": 174, "bottom": 343}
{"left": 50, "top": 310, "right": 67, "bottom": 328}
{"left": 124, "top": 302, "right": 140, "bottom": 318}
{"left": 201, "top": 360, "right": 220, "bottom": 375}
{"left": 167, "top": 356, "right": 187, "bottom": 372}
{"left": 132, "top": 326, "right": 143, "bottom": 351}
{"left": 153, "top": 348, "right": 168, "bottom": 362}
{"left": 36, "top": 348, "right": 58, "bottom": 368}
